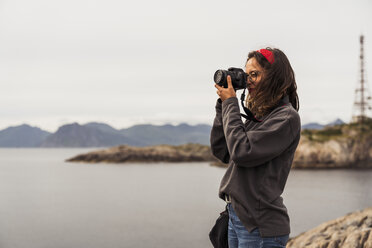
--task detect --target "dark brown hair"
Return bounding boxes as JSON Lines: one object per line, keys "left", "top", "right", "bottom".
{"left": 245, "top": 47, "right": 299, "bottom": 118}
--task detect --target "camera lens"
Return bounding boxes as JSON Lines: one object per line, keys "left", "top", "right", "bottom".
{"left": 214, "top": 70, "right": 224, "bottom": 85}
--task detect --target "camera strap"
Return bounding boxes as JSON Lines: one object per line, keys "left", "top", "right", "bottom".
{"left": 240, "top": 89, "right": 263, "bottom": 122}
{"left": 240, "top": 90, "right": 290, "bottom": 122}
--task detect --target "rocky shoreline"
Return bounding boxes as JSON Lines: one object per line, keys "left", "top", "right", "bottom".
{"left": 65, "top": 143, "right": 216, "bottom": 163}
{"left": 292, "top": 131, "right": 372, "bottom": 169}
{"left": 287, "top": 206, "right": 372, "bottom": 248}
{"left": 66, "top": 137, "right": 372, "bottom": 169}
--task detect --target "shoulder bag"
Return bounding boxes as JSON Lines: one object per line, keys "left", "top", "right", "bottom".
{"left": 209, "top": 204, "right": 229, "bottom": 248}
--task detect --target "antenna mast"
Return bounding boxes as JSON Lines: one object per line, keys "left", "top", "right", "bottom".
{"left": 352, "top": 35, "right": 371, "bottom": 125}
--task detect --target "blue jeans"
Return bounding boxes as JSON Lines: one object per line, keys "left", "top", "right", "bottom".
{"left": 227, "top": 203, "right": 289, "bottom": 248}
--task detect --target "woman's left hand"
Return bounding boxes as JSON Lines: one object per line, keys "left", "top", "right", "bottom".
{"left": 215, "top": 75, "right": 236, "bottom": 102}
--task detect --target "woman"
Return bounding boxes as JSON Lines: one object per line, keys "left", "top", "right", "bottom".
{"left": 210, "top": 47, "right": 301, "bottom": 248}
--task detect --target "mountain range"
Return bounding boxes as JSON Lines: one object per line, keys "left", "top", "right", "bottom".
{"left": 0, "top": 119, "right": 345, "bottom": 147}
{"left": 301, "top": 118, "right": 345, "bottom": 130}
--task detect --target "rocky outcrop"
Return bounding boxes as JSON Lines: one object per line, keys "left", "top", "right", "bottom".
{"left": 293, "top": 124, "right": 372, "bottom": 169}
{"left": 287, "top": 206, "right": 372, "bottom": 248}
{"left": 65, "top": 143, "right": 217, "bottom": 163}
{"left": 292, "top": 136, "right": 372, "bottom": 169}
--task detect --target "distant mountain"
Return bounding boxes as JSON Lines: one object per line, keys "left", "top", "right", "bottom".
{"left": 41, "top": 122, "right": 212, "bottom": 147}
{"left": 83, "top": 122, "right": 120, "bottom": 134}
{"left": 119, "top": 123, "right": 212, "bottom": 146}
{"left": 301, "top": 118, "right": 346, "bottom": 130}
{"left": 40, "top": 122, "right": 142, "bottom": 147}
{"left": 325, "top": 118, "right": 345, "bottom": 127}
{"left": 0, "top": 117, "right": 347, "bottom": 147}
{"left": 0, "top": 122, "right": 213, "bottom": 147}
{"left": 301, "top": 122, "right": 325, "bottom": 130}
{"left": 0, "top": 124, "right": 51, "bottom": 147}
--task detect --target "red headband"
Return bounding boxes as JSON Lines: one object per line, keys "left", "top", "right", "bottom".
{"left": 257, "top": 49, "right": 274, "bottom": 64}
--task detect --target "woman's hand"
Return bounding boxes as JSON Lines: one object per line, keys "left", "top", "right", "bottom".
{"left": 215, "top": 75, "right": 236, "bottom": 102}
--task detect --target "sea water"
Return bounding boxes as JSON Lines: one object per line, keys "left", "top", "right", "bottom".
{"left": 0, "top": 148, "right": 371, "bottom": 248}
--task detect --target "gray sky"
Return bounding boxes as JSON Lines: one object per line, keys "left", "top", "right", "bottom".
{"left": 0, "top": 0, "right": 371, "bottom": 133}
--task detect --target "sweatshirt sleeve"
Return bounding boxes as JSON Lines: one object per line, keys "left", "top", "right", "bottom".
{"left": 210, "top": 98, "right": 230, "bottom": 164}
{"left": 221, "top": 97, "right": 299, "bottom": 168}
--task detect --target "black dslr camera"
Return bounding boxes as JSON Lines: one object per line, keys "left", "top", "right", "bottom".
{"left": 213, "top": 67, "right": 247, "bottom": 91}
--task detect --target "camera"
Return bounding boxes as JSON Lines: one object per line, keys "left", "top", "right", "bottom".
{"left": 213, "top": 67, "right": 247, "bottom": 91}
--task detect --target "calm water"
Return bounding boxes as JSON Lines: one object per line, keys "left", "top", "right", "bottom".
{"left": 0, "top": 148, "right": 371, "bottom": 248}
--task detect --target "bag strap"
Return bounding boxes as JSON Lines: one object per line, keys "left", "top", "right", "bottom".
{"left": 220, "top": 203, "right": 228, "bottom": 215}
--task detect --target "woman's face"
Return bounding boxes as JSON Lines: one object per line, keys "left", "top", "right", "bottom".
{"left": 245, "top": 57, "right": 264, "bottom": 95}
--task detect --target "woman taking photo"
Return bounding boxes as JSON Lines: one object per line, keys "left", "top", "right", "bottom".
{"left": 210, "top": 47, "right": 301, "bottom": 248}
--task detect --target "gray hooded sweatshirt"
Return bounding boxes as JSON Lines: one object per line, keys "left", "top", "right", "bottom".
{"left": 210, "top": 94, "right": 301, "bottom": 238}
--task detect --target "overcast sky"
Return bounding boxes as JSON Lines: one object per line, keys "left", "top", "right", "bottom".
{"left": 0, "top": 0, "right": 371, "bottom": 133}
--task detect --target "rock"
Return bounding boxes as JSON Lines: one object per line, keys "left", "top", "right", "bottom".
{"left": 287, "top": 206, "right": 372, "bottom": 248}
{"left": 65, "top": 143, "right": 219, "bottom": 163}
{"left": 294, "top": 123, "right": 372, "bottom": 169}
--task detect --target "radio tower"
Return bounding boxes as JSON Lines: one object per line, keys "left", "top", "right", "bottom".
{"left": 352, "top": 35, "right": 372, "bottom": 125}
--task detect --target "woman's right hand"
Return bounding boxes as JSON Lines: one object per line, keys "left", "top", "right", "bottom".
{"left": 215, "top": 75, "right": 236, "bottom": 102}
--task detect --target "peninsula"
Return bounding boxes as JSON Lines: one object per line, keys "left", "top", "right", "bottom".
{"left": 65, "top": 143, "right": 216, "bottom": 163}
